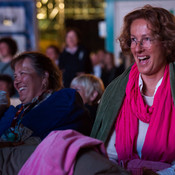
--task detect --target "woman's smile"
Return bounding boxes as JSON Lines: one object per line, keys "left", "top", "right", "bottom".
{"left": 14, "top": 58, "right": 46, "bottom": 104}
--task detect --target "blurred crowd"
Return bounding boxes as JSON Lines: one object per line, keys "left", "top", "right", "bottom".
{"left": 0, "top": 27, "right": 127, "bottom": 139}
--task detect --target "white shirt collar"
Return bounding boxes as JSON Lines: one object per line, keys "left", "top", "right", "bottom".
{"left": 139, "top": 74, "right": 163, "bottom": 97}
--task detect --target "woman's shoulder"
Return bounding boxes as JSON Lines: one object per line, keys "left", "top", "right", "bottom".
{"left": 59, "top": 49, "right": 69, "bottom": 58}
{"left": 76, "top": 45, "right": 89, "bottom": 54}
{"left": 46, "top": 88, "right": 78, "bottom": 105}
{"left": 53, "top": 88, "right": 76, "bottom": 96}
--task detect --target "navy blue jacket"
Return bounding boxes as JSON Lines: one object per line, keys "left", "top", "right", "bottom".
{"left": 0, "top": 88, "right": 92, "bottom": 140}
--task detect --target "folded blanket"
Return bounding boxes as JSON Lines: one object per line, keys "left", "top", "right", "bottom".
{"left": 18, "top": 129, "right": 107, "bottom": 175}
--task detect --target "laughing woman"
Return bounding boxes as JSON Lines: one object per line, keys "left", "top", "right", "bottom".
{"left": 91, "top": 5, "right": 175, "bottom": 175}
{"left": 0, "top": 52, "right": 92, "bottom": 174}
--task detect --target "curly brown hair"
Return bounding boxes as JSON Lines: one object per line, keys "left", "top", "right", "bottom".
{"left": 118, "top": 4, "right": 175, "bottom": 63}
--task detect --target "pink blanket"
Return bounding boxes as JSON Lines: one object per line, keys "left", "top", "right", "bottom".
{"left": 18, "top": 130, "right": 107, "bottom": 175}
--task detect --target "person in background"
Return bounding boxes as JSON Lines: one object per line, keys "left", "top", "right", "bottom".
{"left": 59, "top": 27, "right": 93, "bottom": 88}
{"left": 101, "top": 52, "right": 124, "bottom": 87}
{"left": 91, "top": 5, "right": 175, "bottom": 175}
{"left": 96, "top": 49, "right": 106, "bottom": 68}
{"left": 0, "top": 51, "right": 92, "bottom": 174}
{"left": 0, "top": 74, "right": 15, "bottom": 98}
{"left": 90, "top": 51, "right": 103, "bottom": 78}
{"left": 0, "top": 51, "right": 92, "bottom": 142}
{"left": 70, "top": 74, "right": 105, "bottom": 124}
{"left": 46, "top": 44, "right": 60, "bottom": 66}
{"left": 0, "top": 74, "right": 20, "bottom": 106}
{"left": 0, "top": 37, "right": 18, "bottom": 79}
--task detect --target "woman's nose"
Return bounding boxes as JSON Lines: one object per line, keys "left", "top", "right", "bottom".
{"left": 135, "top": 42, "right": 144, "bottom": 52}
{"left": 14, "top": 75, "right": 21, "bottom": 83}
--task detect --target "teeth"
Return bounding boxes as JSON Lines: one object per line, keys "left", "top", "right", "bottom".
{"left": 138, "top": 56, "right": 147, "bottom": 60}
{"left": 19, "top": 87, "right": 25, "bottom": 92}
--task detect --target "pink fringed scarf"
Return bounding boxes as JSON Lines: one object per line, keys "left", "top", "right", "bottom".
{"left": 115, "top": 63, "right": 175, "bottom": 163}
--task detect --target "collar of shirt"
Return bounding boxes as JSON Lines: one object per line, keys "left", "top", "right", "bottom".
{"left": 66, "top": 47, "right": 78, "bottom": 54}
{"left": 139, "top": 74, "right": 163, "bottom": 97}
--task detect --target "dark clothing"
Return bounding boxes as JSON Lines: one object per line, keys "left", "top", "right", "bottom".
{"left": 74, "top": 149, "right": 130, "bottom": 175}
{"left": 0, "top": 144, "right": 37, "bottom": 175}
{"left": 85, "top": 103, "right": 98, "bottom": 125}
{"left": 59, "top": 45, "right": 92, "bottom": 88}
{"left": 0, "top": 88, "right": 92, "bottom": 140}
{"left": 101, "top": 65, "right": 124, "bottom": 87}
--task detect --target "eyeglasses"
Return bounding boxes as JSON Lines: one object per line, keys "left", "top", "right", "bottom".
{"left": 129, "top": 37, "right": 156, "bottom": 49}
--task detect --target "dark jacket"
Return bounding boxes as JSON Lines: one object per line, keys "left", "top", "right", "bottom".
{"left": 59, "top": 45, "right": 92, "bottom": 88}
{"left": 0, "top": 88, "right": 92, "bottom": 140}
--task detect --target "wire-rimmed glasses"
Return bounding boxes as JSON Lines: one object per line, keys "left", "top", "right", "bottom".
{"left": 129, "top": 37, "right": 156, "bottom": 49}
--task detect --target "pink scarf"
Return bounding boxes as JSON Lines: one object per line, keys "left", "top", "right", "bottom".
{"left": 115, "top": 63, "right": 175, "bottom": 163}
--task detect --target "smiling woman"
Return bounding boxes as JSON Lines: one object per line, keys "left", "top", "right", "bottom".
{"left": 0, "top": 51, "right": 92, "bottom": 174}
{"left": 91, "top": 5, "right": 175, "bottom": 175}
{"left": 13, "top": 58, "right": 49, "bottom": 104}
{"left": 0, "top": 51, "right": 92, "bottom": 140}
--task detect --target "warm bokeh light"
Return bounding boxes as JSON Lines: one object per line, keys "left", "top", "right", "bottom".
{"left": 37, "top": 13, "right": 46, "bottom": 19}
{"left": 3, "top": 20, "right": 13, "bottom": 26}
{"left": 59, "top": 2, "right": 65, "bottom": 9}
{"left": 47, "top": 2, "right": 53, "bottom": 9}
{"left": 36, "top": 2, "right": 42, "bottom": 8}
{"left": 42, "top": 0, "right": 48, "bottom": 4}
{"left": 36, "top": 0, "right": 105, "bottom": 53}
{"left": 49, "top": 7, "right": 59, "bottom": 19}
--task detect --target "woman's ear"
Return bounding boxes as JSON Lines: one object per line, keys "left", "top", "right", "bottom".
{"left": 44, "top": 72, "right": 49, "bottom": 79}
{"left": 42, "top": 72, "right": 49, "bottom": 90}
{"left": 90, "top": 90, "right": 98, "bottom": 102}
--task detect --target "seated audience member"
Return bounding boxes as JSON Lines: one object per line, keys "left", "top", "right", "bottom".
{"left": 91, "top": 5, "right": 175, "bottom": 175}
{"left": 45, "top": 44, "right": 60, "bottom": 66}
{"left": 0, "top": 51, "right": 92, "bottom": 174}
{"left": 0, "top": 51, "right": 92, "bottom": 142}
{"left": 101, "top": 52, "right": 124, "bottom": 87}
{"left": 70, "top": 74, "right": 105, "bottom": 123}
{"left": 0, "top": 74, "right": 20, "bottom": 106}
{"left": 0, "top": 37, "right": 18, "bottom": 79}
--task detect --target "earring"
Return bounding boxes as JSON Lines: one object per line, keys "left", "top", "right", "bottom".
{"left": 42, "top": 82, "right": 47, "bottom": 90}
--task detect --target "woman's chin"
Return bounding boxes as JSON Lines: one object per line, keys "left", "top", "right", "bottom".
{"left": 19, "top": 97, "right": 26, "bottom": 104}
